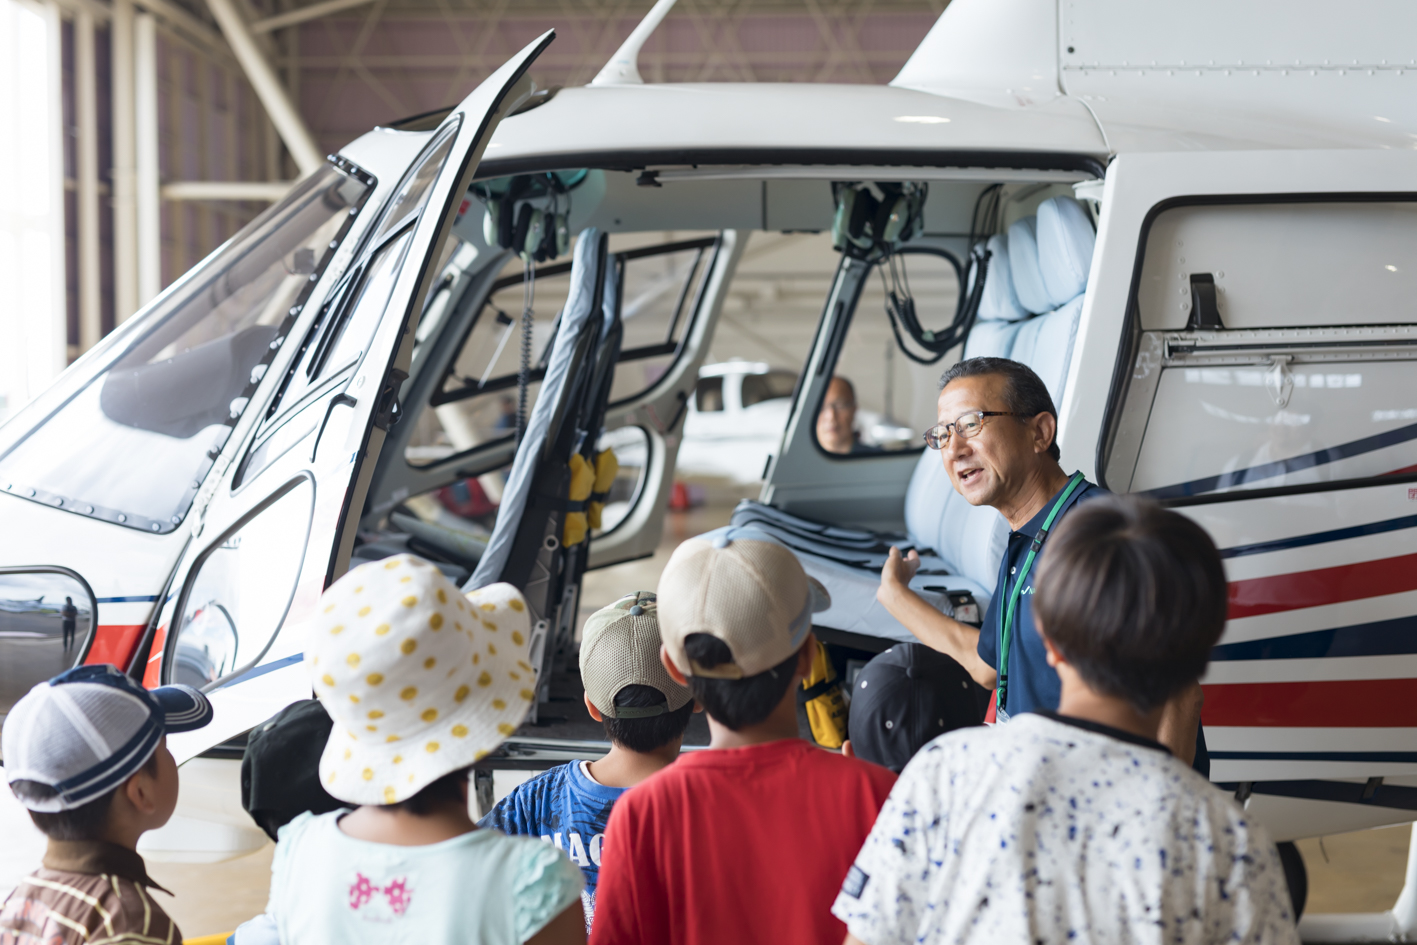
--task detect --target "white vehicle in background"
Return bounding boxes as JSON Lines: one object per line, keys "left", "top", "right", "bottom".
{"left": 677, "top": 360, "right": 796, "bottom": 482}
{"left": 678, "top": 360, "right": 916, "bottom": 483}
{"left": 2, "top": 0, "right": 1417, "bottom": 935}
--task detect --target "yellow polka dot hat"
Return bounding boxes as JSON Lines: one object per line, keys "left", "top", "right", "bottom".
{"left": 307, "top": 554, "right": 536, "bottom": 805}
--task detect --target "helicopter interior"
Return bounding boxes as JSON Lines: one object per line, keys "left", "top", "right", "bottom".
{"left": 346, "top": 163, "right": 1099, "bottom": 744}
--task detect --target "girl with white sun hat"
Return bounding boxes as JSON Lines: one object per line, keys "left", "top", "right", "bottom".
{"left": 258, "top": 554, "right": 585, "bottom": 945}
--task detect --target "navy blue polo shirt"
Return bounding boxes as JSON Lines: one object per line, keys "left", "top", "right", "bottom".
{"left": 976, "top": 476, "right": 1105, "bottom": 719}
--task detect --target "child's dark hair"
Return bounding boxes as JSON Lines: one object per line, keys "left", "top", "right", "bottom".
{"left": 12, "top": 751, "right": 161, "bottom": 841}
{"left": 1033, "top": 495, "right": 1227, "bottom": 714}
{"left": 600, "top": 684, "right": 694, "bottom": 753}
{"left": 385, "top": 765, "right": 472, "bottom": 816}
{"left": 683, "top": 634, "right": 798, "bottom": 731}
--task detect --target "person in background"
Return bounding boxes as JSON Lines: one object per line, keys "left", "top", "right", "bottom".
{"left": 480, "top": 591, "right": 697, "bottom": 931}
{"left": 835, "top": 496, "right": 1300, "bottom": 944}
{"left": 590, "top": 530, "right": 897, "bottom": 945}
{"left": 60, "top": 596, "right": 78, "bottom": 651}
{"left": 817, "top": 376, "right": 880, "bottom": 455}
{"left": 877, "top": 357, "right": 1207, "bottom": 768}
{"left": 0, "top": 664, "right": 215, "bottom": 944}
{"left": 256, "top": 555, "right": 585, "bottom": 945}
{"left": 842, "top": 642, "right": 984, "bottom": 773}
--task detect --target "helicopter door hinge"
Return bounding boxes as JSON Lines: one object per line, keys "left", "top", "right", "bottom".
{"left": 372, "top": 368, "right": 409, "bottom": 431}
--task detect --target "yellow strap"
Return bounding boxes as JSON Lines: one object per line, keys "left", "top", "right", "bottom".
{"left": 588, "top": 449, "right": 619, "bottom": 530}
{"left": 592, "top": 448, "right": 619, "bottom": 492}
{"left": 184, "top": 935, "right": 236, "bottom": 945}
{"left": 568, "top": 453, "right": 596, "bottom": 501}
{"left": 801, "top": 639, "right": 847, "bottom": 749}
{"left": 562, "top": 454, "right": 598, "bottom": 546}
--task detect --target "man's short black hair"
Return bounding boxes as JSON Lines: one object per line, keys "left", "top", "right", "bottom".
{"left": 601, "top": 684, "right": 694, "bottom": 753}
{"left": 386, "top": 765, "right": 472, "bottom": 815}
{"left": 1033, "top": 495, "right": 1228, "bottom": 714}
{"left": 13, "top": 751, "right": 161, "bottom": 841}
{"left": 938, "top": 357, "right": 1060, "bottom": 461}
{"left": 683, "top": 634, "right": 798, "bottom": 731}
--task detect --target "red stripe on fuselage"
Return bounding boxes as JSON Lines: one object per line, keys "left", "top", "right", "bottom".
{"left": 1203, "top": 678, "right": 1417, "bottom": 727}
{"left": 1228, "top": 552, "right": 1417, "bottom": 620}
{"left": 84, "top": 625, "right": 145, "bottom": 669}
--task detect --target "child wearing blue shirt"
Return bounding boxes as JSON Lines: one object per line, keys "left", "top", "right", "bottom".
{"left": 480, "top": 592, "right": 696, "bottom": 930}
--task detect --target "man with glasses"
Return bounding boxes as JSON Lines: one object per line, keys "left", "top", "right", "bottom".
{"left": 816, "top": 376, "right": 881, "bottom": 456}
{"left": 875, "top": 357, "right": 1206, "bottom": 767}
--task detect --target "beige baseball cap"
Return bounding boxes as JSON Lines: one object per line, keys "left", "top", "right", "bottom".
{"left": 579, "top": 592, "right": 692, "bottom": 718}
{"left": 658, "top": 527, "right": 830, "bottom": 679}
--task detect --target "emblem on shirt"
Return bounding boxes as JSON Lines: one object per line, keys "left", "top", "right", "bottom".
{"left": 348, "top": 872, "right": 413, "bottom": 920}
{"left": 841, "top": 864, "right": 870, "bottom": 899}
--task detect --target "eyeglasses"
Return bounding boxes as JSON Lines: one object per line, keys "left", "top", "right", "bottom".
{"left": 922, "top": 411, "right": 1023, "bottom": 450}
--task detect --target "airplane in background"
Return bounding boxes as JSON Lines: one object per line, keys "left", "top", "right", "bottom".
{"left": 2, "top": 0, "right": 1417, "bottom": 936}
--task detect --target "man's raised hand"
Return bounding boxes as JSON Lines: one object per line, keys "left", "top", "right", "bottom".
{"left": 879, "top": 546, "right": 921, "bottom": 602}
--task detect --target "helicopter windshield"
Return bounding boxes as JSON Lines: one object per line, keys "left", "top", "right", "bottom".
{"left": 0, "top": 163, "right": 372, "bottom": 534}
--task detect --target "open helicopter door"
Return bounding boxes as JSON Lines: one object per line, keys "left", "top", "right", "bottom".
{"left": 1067, "top": 149, "right": 1417, "bottom": 938}
{"left": 138, "top": 33, "right": 555, "bottom": 764}
{"left": 0, "top": 154, "right": 379, "bottom": 722}
{"left": 366, "top": 228, "right": 747, "bottom": 577}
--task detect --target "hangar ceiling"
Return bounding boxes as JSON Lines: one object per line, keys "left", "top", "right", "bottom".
{"left": 282, "top": 0, "right": 947, "bottom": 154}
{"left": 45, "top": 0, "right": 945, "bottom": 352}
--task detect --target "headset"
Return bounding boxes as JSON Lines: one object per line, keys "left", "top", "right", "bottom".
{"left": 473, "top": 170, "right": 587, "bottom": 263}
{"left": 831, "top": 180, "right": 999, "bottom": 363}
{"left": 830, "top": 181, "right": 928, "bottom": 262}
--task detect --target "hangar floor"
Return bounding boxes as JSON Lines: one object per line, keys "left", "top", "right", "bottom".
{"left": 0, "top": 486, "right": 1410, "bottom": 939}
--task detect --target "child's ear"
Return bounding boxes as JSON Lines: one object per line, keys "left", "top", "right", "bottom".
{"left": 583, "top": 692, "right": 604, "bottom": 722}
{"left": 661, "top": 645, "right": 689, "bottom": 686}
{"left": 122, "top": 767, "right": 159, "bottom": 816}
{"left": 1038, "top": 625, "right": 1063, "bottom": 669}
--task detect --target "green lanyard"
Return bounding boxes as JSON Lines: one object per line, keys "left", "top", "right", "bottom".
{"left": 997, "top": 472, "right": 1086, "bottom": 717}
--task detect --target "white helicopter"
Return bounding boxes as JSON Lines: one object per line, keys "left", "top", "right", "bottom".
{"left": 2, "top": 0, "right": 1417, "bottom": 937}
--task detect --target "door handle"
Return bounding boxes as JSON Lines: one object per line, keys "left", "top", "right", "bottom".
{"left": 311, "top": 393, "right": 357, "bottom": 462}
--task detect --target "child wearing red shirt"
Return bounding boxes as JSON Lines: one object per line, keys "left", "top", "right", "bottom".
{"left": 590, "top": 528, "right": 897, "bottom": 945}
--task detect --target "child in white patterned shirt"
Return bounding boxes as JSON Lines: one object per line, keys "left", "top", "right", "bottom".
{"left": 833, "top": 495, "right": 1300, "bottom": 945}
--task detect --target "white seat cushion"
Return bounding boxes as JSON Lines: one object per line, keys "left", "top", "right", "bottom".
{"left": 799, "top": 552, "right": 992, "bottom": 643}
{"left": 975, "top": 234, "right": 1028, "bottom": 322}
{"left": 713, "top": 513, "right": 994, "bottom": 642}
{"left": 1036, "top": 196, "right": 1096, "bottom": 309}
{"left": 1006, "top": 216, "right": 1050, "bottom": 314}
{"left": 961, "top": 319, "right": 1025, "bottom": 360}
{"left": 1005, "top": 295, "right": 1084, "bottom": 405}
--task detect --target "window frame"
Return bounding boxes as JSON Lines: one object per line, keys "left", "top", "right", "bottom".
{"left": 162, "top": 473, "right": 315, "bottom": 692}
{"left": 810, "top": 244, "right": 964, "bottom": 461}
{"left": 0, "top": 564, "right": 100, "bottom": 670}
{"left": 591, "top": 423, "right": 654, "bottom": 541}
{"left": 423, "top": 235, "right": 719, "bottom": 466}
{"left": 1097, "top": 192, "right": 1417, "bottom": 507}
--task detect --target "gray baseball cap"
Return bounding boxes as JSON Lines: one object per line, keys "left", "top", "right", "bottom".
{"left": 580, "top": 592, "right": 692, "bottom": 718}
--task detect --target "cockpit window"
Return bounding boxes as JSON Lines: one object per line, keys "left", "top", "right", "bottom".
{"left": 366, "top": 118, "right": 460, "bottom": 249}
{"left": 258, "top": 119, "right": 462, "bottom": 424}
{"left": 0, "top": 162, "right": 373, "bottom": 534}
